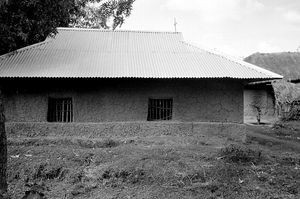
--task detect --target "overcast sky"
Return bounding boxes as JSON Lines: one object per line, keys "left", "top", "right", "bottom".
{"left": 120, "top": 0, "right": 300, "bottom": 58}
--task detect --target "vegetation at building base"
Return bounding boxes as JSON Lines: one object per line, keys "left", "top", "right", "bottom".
{"left": 272, "top": 80, "right": 300, "bottom": 121}
{"left": 6, "top": 125, "right": 300, "bottom": 199}
{"left": 250, "top": 98, "right": 265, "bottom": 125}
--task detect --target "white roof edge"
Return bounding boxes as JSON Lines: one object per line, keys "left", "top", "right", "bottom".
{"left": 181, "top": 41, "right": 283, "bottom": 79}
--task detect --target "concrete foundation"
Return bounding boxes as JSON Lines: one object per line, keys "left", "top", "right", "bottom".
{"left": 5, "top": 122, "right": 246, "bottom": 142}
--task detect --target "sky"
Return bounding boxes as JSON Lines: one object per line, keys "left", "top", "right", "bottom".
{"left": 120, "top": 0, "right": 300, "bottom": 58}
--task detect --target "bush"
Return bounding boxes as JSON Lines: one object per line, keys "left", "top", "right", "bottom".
{"left": 76, "top": 138, "right": 120, "bottom": 148}
{"left": 99, "top": 168, "right": 146, "bottom": 187}
{"left": 220, "top": 144, "right": 262, "bottom": 163}
{"left": 281, "top": 105, "right": 300, "bottom": 121}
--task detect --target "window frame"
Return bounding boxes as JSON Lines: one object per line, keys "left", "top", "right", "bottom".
{"left": 147, "top": 98, "right": 173, "bottom": 121}
{"left": 47, "top": 97, "right": 73, "bottom": 123}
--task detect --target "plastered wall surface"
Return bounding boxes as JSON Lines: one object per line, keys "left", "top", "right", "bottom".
{"left": 244, "top": 89, "right": 276, "bottom": 122}
{"left": 3, "top": 79, "right": 244, "bottom": 123}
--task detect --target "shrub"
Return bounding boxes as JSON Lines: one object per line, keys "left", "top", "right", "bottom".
{"left": 99, "top": 168, "right": 146, "bottom": 187}
{"left": 100, "top": 138, "right": 120, "bottom": 148}
{"left": 203, "top": 162, "right": 251, "bottom": 198}
{"left": 220, "top": 144, "right": 262, "bottom": 163}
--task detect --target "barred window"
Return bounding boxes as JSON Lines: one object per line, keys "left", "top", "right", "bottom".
{"left": 147, "top": 98, "right": 173, "bottom": 121}
{"left": 47, "top": 98, "right": 73, "bottom": 122}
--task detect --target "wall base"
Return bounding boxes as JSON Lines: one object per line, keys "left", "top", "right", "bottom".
{"left": 6, "top": 122, "right": 246, "bottom": 142}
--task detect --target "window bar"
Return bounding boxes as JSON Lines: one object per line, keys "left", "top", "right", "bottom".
{"left": 70, "top": 100, "right": 72, "bottom": 122}
{"left": 149, "top": 100, "right": 151, "bottom": 121}
{"left": 171, "top": 100, "right": 173, "bottom": 119}
{"left": 157, "top": 100, "right": 159, "bottom": 120}
{"left": 65, "top": 100, "right": 68, "bottom": 122}
{"left": 154, "top": 99, "right": 156, "bottom": 120}
{"left": 155, "top": 100, "right": 159, "bottom": 120}
{"left": 167, "top": 100, "right": 169, "bottom": 120}
{"left": 158, "top": 100, "right": 161, "bottom": 120}
{"left": 148, "top": 100, "right": 150, "bottom": 121}
{"left": 168, "top": 100, "right": 172, "bottom": 120}
{"left": 166, "top": 100, "right": 168, "bottom": 120}
{"left": 150, "top": 99, "right": 153, "bottom": 121}
{"left": 49, "top": 99, "right": 52, "bottom": 122}
{"left": 162, "top": 99, "right": 165, "bottom": 120}
{"left": 68, "top": 102, "right": 72, "bottom": 122}
{"left": 49, "top": 100, "right": 52, "bottom": 122}
{"left": 51, "top": 101, "right": 54, "bottom": 122}
{"left": 64, "top": 100, "right": 66, "bottom": 122}
{"left": 161, "top": 100, "right": 163, "bottom": 120}
{"left": 162, "top": 100, "right": 164, "bottom": 120}
{"left": 71, "top": 100, "right": 73, "bottom": 122}
{"left": 61, "top": 101, "right": 63, "bottom": 122}
{"left": 67, "top": 100, "right": 69, "bottom": 122}
{"left": 66, "top": 100, "right": 68, "bottom": 122}
{"left": 152, "top": 99, "right": 155, "bottom": 120}
{"left": 55, "top": 101, "right": 58, "bottom": 122}
{"left": 153, "top": 99, "right": 155, "bottom": 120}
{"left": 61, "top": 102, "right": 63, "bottom": 122}
{"left": 59, "top": 101, "right": 62, "bottom": 122}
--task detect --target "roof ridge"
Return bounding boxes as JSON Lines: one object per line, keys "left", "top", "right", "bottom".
{"left": 57, "top": 27, "right": 181, "bottom": 34}
{"left": 180, "top": 41, "right": 283, "bottom": 79}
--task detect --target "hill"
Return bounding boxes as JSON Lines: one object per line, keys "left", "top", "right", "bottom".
{"left": 244, "top": 52, "right": 300, "bottom": 81}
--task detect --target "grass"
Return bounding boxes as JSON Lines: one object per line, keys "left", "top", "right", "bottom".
{"left": 7, "top": 123, "right": 300, "bottom": 199}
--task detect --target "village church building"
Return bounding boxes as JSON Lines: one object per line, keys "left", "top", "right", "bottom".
{"left": 0, "top": 28, "right": 282, "bottom": 139}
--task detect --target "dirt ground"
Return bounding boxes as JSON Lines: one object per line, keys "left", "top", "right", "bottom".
{"left": 7, "top": 121, "right": 300, "bottom": 199}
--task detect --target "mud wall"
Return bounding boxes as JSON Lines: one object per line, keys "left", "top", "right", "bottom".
{"left": 244, "top": 88, "right": 276, "bottom": 122}
{"left": 3, "top": 79, "right": 244, "bottom": 123}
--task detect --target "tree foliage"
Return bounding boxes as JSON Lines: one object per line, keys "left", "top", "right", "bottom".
{"left": 0, "top": 90, "right": 7, "bottom": 196}
{"left": 0, "top": 0, "right": 135, "bottom": 55}
{"left": 70, "top": 0, "right": 135, "bottom": 29}
{"left": 272, "top": 80, "right": 300, "bottom": 120}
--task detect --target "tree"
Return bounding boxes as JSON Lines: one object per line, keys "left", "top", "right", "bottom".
{"left": 70, "top": 0, "right": 135, "bottom": 29}
{"left": 0, "top": 89, "right": 7, "bottom": 198}
{"left": 0, "top": 0, "right": 135, "bottom": 55}
{"left": 250, "top": 93, "right": 266, "bottom": 124}
{"left": 272, "top": 80, "right": 300, "bottom": 120}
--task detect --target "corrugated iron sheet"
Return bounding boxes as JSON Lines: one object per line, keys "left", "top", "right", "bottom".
{"left": 0, "top": 28, "right": 283, "bottom": 79}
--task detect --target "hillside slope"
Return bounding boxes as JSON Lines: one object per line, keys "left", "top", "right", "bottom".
{"left": 244, "top": 52, "right": 300, "bottom": 81}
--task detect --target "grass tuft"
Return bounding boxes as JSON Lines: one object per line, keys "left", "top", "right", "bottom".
{"left": 220, "top": 144, "right": 262, "bottom": 164}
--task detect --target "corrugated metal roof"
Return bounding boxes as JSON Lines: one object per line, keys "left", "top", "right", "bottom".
{"left": 0, "top": 28, "right": 283, "bottom": 79}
